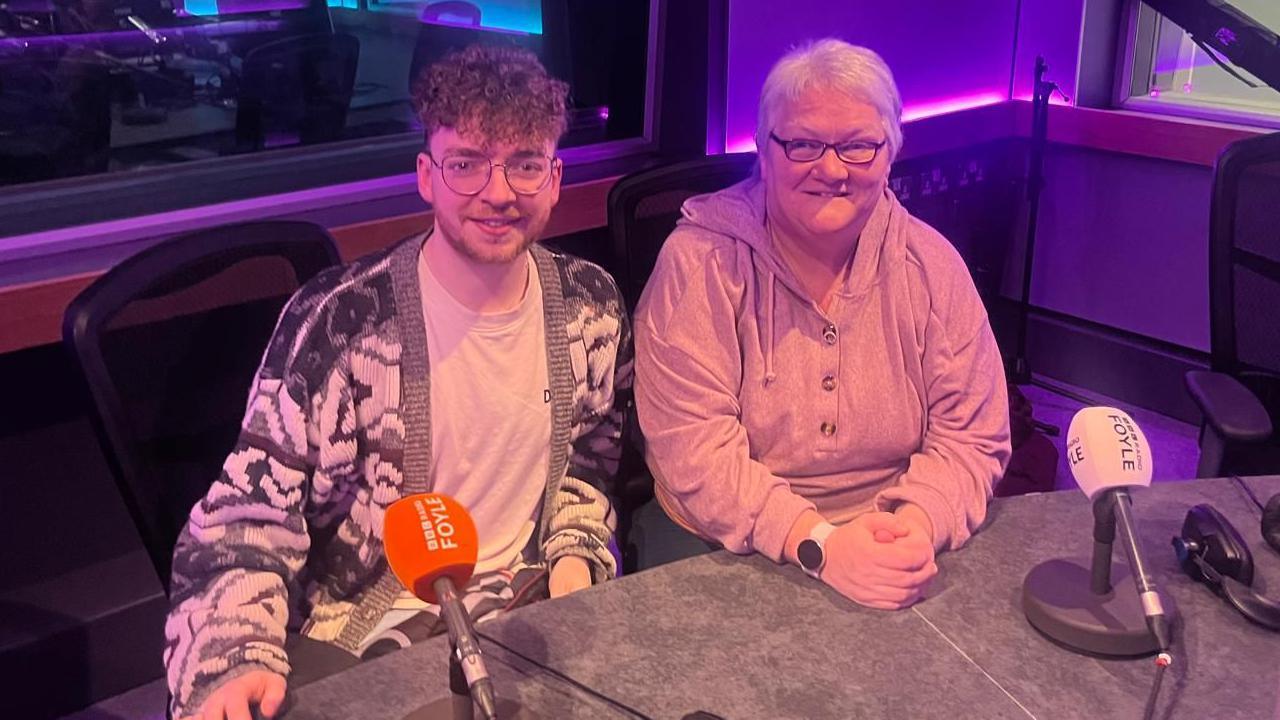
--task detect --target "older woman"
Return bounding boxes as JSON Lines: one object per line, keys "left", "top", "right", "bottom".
{"left": 633, "top": 39, "right": 1011, "bottom": 609}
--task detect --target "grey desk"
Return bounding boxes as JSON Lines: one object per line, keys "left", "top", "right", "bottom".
{"left": 285, "top": 477, "right": 1280, "bottom": 719}
{"left": 282, "top": 631, "right": 633, "bottom": 719}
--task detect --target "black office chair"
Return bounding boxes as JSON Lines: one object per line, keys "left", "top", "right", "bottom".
{"left": 607, "top": 152, "right": 757, "bottom": 311}
{"left": 1186, "top": 131, "right": 1280, "bottom": 478}
{"left": 236, "top": 33, "right": 360, "bottom": 151}
{"left": 605, "top": 153, "right": 756, "bottom": 570}
{"left": 63, "top": 221, "right": 341, "bottom": 591}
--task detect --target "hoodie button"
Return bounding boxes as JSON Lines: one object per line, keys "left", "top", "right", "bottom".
{"left": 822, "top": 375, "right": 837, "bottom": 391}
{"left": 820, "top": 422, "right": 836, "bottom": 437}
{"left": 823, "top": 324, "right": 837, "bottom": 345}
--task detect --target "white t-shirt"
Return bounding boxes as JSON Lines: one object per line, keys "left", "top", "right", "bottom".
{"left": 358, "top": 243, "right": 553, "bottom": 651}
{"left": 418, "top": 245, "right": 551, "bottom": 576}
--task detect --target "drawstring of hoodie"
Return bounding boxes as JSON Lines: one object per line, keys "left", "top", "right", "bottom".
{"left": 760, "top": 214, "right": 780, "bottom": 388}
{"left": 762, "top": 270, "right": 777, "bottom": 387}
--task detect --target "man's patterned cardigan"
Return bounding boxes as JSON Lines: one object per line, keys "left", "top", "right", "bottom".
{"left": 163, "top": 234, "right": 633, "bottom": 717}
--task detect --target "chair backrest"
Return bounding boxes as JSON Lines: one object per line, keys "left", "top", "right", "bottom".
{"left": 606, "top": 152, "right": 757, "bottom": 310}
{"left": 1208, "top": 131, "right": 1280, "bottom": 470}
{"left": 63, "top": 221, "right": 341, "bottom": 589}
{"left": 605, "top": 153, "right": 756, "bottom": 565}
{"left": 237, "top": 33, "right": 361, "bottom": 149}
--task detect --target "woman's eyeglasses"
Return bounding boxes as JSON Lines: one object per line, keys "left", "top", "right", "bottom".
{"left": 768, "top": 133, "right": 885, "bottom": 165}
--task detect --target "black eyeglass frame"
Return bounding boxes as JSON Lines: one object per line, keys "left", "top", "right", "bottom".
{"left": 767, "top": 132, "right": 887, "bottom": 165}
{"left": 425, "top": 153, "right": 561, "bottom": 196}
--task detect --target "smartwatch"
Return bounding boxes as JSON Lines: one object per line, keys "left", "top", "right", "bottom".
{"left": 796, "top": 521, "right": 837, "bottom": 579}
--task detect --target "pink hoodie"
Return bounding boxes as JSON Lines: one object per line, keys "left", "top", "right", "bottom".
{"left": 634, "top": 177, "right": 1011, "bottom": 562}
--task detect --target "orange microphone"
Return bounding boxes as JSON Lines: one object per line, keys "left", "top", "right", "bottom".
{"left": 384, "top": 493, "right": 497, "bottom": 719}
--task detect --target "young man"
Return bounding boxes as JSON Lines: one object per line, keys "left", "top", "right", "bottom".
{"left": 165, "top": 45, "right": 632, "bottom": 720}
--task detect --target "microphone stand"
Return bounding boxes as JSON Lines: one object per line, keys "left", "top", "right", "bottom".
{"left": 1010, "top": 56, "right": 1054, "bottom": 387}
{"left": 435, "top": 578, "right": 498, "bottom": 720}
{"left": 1090, "top": 491, "right": 1119, "bottom": 595}
{"left": 1009, "top": 56, "right": 1089, "bottom": 435}
{"left": 449, "top": 647, "right": 474, "bottom": 720}
{"left": 1022, "top": 490, "right": 1171, "bottom": 656}
{"left": 402, "top": 638, "right": 492, "bottom": 720}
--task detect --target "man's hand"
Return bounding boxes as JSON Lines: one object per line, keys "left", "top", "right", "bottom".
{"left": 820, "top": 511, "right": 937, "bottom": 610}
{"left": 549, "top": 556, "right": 593, "bottom": 598}
{"left": 182, "top": 670, "right": 286, "bottom": 720}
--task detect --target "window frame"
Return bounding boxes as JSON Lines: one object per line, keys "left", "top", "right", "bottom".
{"left": 1115, "top": 0, "right": 1280, "bottom": 130}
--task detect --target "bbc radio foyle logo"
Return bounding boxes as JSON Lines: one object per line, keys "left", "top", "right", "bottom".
{"left": 1066, "top": 413, "right": 1145, "bottom": 473}
{"left": 1107, "top": 413, "right": 1146, "bottom": 472}
{"left": 414, "top": 496, "right": 460, "bottom": 552}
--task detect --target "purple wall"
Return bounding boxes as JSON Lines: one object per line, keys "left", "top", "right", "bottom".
{"left": 1017, "top": 148, "right": 1212, "bottom": 351}
{"left": 1011, "top": 0, "right": 1086, "bottom": 101}
{"left": 723, "top": 0, "right": 1021, "bottom": 152}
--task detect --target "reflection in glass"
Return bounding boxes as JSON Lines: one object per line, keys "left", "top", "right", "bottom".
{"left": 0, "top": 0, "right": 651, "bottom": 187}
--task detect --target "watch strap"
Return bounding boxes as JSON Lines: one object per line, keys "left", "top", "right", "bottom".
{"left": 799, "top": 521, "right": 837, "bottom": 579}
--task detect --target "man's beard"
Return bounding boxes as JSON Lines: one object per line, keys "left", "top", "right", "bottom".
{"left": 444, "top": 222, "right": 540, "bottom": 264}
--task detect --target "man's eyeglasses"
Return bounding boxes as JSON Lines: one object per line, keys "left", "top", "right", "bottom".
{"left": 428, "top": 153, "right": 557, "bottom": 196}
{"left": 768, "top": 133, "right": 885, "bottom": 165}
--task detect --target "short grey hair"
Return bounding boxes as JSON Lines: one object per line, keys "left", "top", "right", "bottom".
{"left": 755, "top": 38, "right": 903, "bottom": 162}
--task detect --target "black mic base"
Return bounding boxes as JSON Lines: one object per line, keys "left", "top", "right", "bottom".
{"left": 401, "top": 695, "right": 543, "bottom": 720}
{"left": 1023, "top": 558, "right": 1176, "bottom": 657}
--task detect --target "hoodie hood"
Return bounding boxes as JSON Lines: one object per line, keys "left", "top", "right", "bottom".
{"left": 677, "top": 174, "right": 905, "bottom": 302}
{"left": 676, "top": 175, "right": 905, "bottom": 385}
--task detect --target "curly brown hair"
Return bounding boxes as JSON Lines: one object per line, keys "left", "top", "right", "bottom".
{"left": 412, "top": 44, "right": 570, "bottom": 149}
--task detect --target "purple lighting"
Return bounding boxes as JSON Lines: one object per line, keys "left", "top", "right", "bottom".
{"left": 0, "top": 19, "right": 283, "bottom": 54}
{"left": 901, "top": 91, "right": 1007, "bottom": 122}
{"left": 0, "top": 174, "right": 416, "bottom": 263}
{"left": 419, "top": 15, "right": 530, "bottom": 35}
{"left": 1011, "top": 91, "right": 1073, "bottom": 107}
{"left": 722, "top": 91, "right": 1008, "bottom": 154}
{"left": 1152, "top": 56, "right": 1218, "bottom": 74}
{"left": 723, "top": 1, "right": 1025, "bottom": 158}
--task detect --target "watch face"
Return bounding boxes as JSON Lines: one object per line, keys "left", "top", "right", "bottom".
{"left": 797, "top": 538, "right": 824, "bottom": 571}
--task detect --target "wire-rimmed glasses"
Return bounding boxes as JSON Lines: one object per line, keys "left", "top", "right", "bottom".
{"left": 427, "top": 153, "right": 558, "bottom": 196}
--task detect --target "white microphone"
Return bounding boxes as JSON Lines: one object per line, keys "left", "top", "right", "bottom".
{"left": 1067, "top": 406, "right": 1153, "bottom": 499}
{"left": 1067, "top": 407, "right": 1171, "bottom": 650}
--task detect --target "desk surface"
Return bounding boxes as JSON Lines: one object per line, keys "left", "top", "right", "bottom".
{"left": 283, "top": 477, "right": 1280, "bottom": 720}
{"left": 284, "top": 634, "right": 629, "bottom": 719}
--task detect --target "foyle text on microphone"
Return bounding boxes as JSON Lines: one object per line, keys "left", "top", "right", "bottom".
{"left": 1107, "top": 413, "right": 1145, "bottom": 472}
{"left": 414, "top": 496, "right": 460, "bottom": 552}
